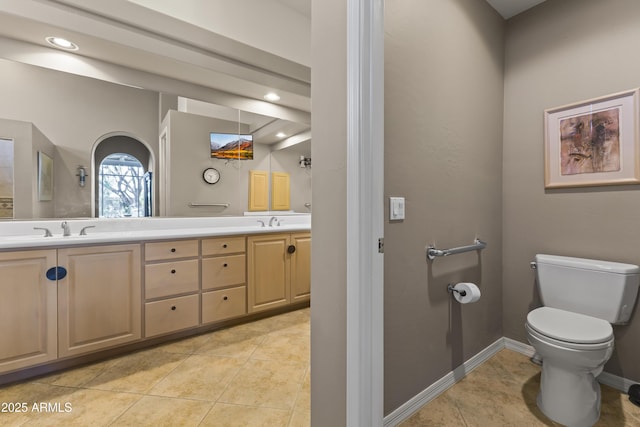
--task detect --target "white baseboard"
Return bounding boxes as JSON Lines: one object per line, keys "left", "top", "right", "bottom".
{"left": 383, "top": 338, "right": 504, "bottom": 427}
{"left": 383, "top": 336, "right": 638, "bottom": 426}
{"left": 504, "top": 336, "right": 536, "bottom": 357}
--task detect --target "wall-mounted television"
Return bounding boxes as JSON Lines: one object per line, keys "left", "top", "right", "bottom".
{"left": 210, "top": 132, "right": 253, "bottom": 160}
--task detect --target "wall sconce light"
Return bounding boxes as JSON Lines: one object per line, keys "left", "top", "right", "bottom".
{"left": 76, "top": 166, "right": 86, "bottom": 187}
{"left": 299, "top": 155, "right": 311, "bottom": 168}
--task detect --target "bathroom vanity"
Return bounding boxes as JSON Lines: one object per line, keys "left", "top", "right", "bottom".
{"left": 0, "top": 215, "right": 310, "bottom": 382}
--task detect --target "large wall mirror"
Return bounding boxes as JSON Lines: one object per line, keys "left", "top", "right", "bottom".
{"left": 0, "top": 58, "right": 311, "bottom": 220}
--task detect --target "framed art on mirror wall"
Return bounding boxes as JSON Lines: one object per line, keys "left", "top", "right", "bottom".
{"left": 544, "top": 88, "right": 640, "bottom": 189}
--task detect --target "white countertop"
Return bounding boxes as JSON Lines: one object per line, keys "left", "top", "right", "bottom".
{"left": 0, "top": 215, "right": 311, "bottom": 250}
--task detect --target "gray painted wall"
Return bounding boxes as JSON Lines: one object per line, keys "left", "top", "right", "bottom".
{"left": 0, "top": 59, "right": 159, "bottom": 218}
{"left": 164, "top": 110, "right": 310, "bottom": 216}
{"left": 0, "top": 119, "right": 55, "bottom": 219}
{"left": 503, "top": 0, "right": 640, "bottom": 382}
{"left": 384, "top": 0, "right": 505, "bottom": 414}
{"left": 310, "top": 0, "right": 348, "bottom": 425}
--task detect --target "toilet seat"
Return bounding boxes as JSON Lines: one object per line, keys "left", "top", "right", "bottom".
{"left": 526, "top": 307, "right": 613, "bottom": 349}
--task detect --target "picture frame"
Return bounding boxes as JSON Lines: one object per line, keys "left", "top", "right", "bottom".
{"left": 544, "top": 88, "right": 640, "bottom": 188}
{"left": 38, "top": 151, "right": 53, "bottom": 201}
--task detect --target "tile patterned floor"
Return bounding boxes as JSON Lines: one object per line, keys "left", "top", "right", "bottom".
{"left": 0, "top": 308, "right": 310, "bottom": 427}
{"left": 401, "top": 349, "right": 640, "bottom": 426}
{"left": 4, "top": 310, "right": 640, "bottom": 427}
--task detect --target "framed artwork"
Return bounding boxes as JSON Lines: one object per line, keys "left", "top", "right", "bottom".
{"left": 544, "top": 88, "right": 640, "bottom": 188}
{"left": 38, "top": 151, "right": 53, "bottom": 201}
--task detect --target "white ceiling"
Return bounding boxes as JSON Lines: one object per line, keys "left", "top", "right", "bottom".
{"left": 485, "top": 0, "right": 547, "bottom": 19}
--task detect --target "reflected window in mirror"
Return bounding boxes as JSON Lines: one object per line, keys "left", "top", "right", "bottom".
{"left": 98, "top": 153, "right": 147, "bottom": 218}
{"left": 93, "top": 134, "right": 153, "bottom": 218}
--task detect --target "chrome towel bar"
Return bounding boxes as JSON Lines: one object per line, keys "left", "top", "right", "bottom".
{"left": 187, "top": 203, "right": 230, "bottom": 208}
{"left": 427, "top": 238, "right": 487, "bottom": 261}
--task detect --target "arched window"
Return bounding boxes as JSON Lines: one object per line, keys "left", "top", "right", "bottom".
{"left": 99, "top": 153, "right": 145, "bottom": 217}
{"left": 93, "top": 134, "right": 153, "bottom": 218}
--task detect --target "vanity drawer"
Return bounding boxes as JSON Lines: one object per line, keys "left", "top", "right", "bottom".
{"left": 202, "top": 236, "right": 245, "bottom": 256}
{"left": 145, "top": 259, "right": 199, "bottom": 299}
{"left": 202, "top": 254, "right": 246, "bottom": 291}
{"left": 145, "top": 294, "right": 199, "bottom": 337}
{"left": 202, "top": 286, "right": 246, "bottom": 324}
{"left": 145, "top": 240, "right": 199, "bottom": 261}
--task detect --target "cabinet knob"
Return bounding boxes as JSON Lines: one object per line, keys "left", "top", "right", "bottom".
{"left": 46, "top": 266, "right": 68, "bottom": 281}
{"left": 171, "top": 269, "right": 176, "bottom": 274}
{"left": 222, "top": 244, "right": 228, "bottom": 248}
{"left": 287, "top": 245, "right": 296, "bottom": 254}
{"left": 170, "top": 248, "right": 176, "bottom": 253}
{"left": 223, "top": 296, "right": 228, "bottom": 301}
{"left": 171, "top": 306, "right": 177, "bottom": 311}
{"left": 223, "top": 263, "right": 228, "bottom": 267}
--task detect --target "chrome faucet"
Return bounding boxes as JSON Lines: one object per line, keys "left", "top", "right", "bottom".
{"left": 80, "top": 225, "right": 96, "bottom": 235}
{"left": 33, "top": 227, "right": 53, "bottom": 237}
{"left": 61, "top": 221, "right": 71, "bottom": 237}
{"left": 268, "top": 216, "right": 279, "bottom": 227}
{"left": 256, "top": 220, "right": 266, "bottom": 227}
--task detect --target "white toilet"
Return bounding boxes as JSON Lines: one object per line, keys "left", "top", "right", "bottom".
{"left": 526, "top": 254, "right": 640, "bottom": 427}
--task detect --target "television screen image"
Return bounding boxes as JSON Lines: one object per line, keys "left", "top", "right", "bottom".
{"left": 210, "top": 132, "right": 253, "bottom": 160}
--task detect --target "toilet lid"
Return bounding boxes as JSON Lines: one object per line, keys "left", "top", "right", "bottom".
{"left": 527, "top": 307, "right": 613, "bottom": 344}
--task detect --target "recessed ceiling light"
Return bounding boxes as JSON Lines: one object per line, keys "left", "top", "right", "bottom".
{"left": 276, "top": 132, "right": 287, "bottom": 138}
{"left": 264, "top": 92, "right": 280, "bottom": 102}
{"left": 46, "top": 37, "right": 79, "bottom": 51}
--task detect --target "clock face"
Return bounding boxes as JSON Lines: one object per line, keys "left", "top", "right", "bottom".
{"left": 203, "top": 167, "right": 220, "bottom": 184}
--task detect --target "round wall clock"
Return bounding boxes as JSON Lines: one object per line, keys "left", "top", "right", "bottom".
{"left": 203, "top": 167, "right": 220, "bottom": 184}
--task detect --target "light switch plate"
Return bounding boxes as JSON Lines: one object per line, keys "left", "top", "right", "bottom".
{"left": 389, "top": 196, "right": 405, "bottom": 220}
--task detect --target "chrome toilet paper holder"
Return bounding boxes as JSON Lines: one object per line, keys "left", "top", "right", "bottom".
{"left": 447, "top": 283, "right": 466, "bottom": 297}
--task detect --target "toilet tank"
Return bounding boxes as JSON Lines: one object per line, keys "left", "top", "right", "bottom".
{"left": 535, "top": 254, "right": 640, "bottom": 324}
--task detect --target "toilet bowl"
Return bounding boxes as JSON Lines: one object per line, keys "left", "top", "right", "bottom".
{"left": 526, "top": 307, "right": 614, "bottom": 427}
{"left": 528, "top": 254, "right": 640, "bottom": 426}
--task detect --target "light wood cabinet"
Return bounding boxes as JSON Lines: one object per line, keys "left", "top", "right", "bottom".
{"left": 0, "top": 229, "right": 309, "bottom": 378}
{"left": 145, "top": 259, "right": 199, "bottom": 299}
{"left": 145, "top": 294, "right": 199, "bottom": 337}
{"left": 201, "top": 236, "right": 247, "bottom": 324}
{"left": 202, "top": 286, "right": 246, "bottom": 323}
{"left": 144, "top": 239, "right": 200, "bottom": 337}
{"left": 248, "top": 170, "right": 269, "bottom": 211}
{"left": 0, "top": 250, "right": 57, "bottom": 374}
{"left": 290, "top": 233, "right": 311, "bottom": 302}
{"left": 247, "top": 232, "right": 311, "bottom": 313}
{"left": 271, "top": 172, "right": 291, "bottom": 211}
{"left": 57, "top": 244, "right": 141, "bottom": 358}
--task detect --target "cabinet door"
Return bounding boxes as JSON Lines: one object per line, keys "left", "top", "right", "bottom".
{"left": 290, "top": 233, "right": 311, "bottom": 302}
{"left": 0, "top": 250, "right": 57, "bottom": 373}
{"left": 58, "top": 244, "right": 141, "bottom": 357}
{"left": 248, "top": 170, "right": 269, "bottom": 211}
{"left": 247, "top": 234, "right": 290, "bottom": 313}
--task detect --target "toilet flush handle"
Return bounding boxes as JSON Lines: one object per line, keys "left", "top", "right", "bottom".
{"left": 530, "top": 262, "right": 537, "bottom": 270}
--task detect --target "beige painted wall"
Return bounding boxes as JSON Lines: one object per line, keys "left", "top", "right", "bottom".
{"left": 503, "top": 0, "right": 640, "bottom": 382}
{"left": 310, "top": 0, "right": 347, "bottom": 425}
{"left": 0, "top": 59, "right": 159, "bottom": 218}
{"left": 384, "top": 0, "right": 505, "bottom": 414}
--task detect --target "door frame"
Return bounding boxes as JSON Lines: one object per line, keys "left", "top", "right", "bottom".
{"left": 346, "top": 0, "right": 385, "bottom": 425}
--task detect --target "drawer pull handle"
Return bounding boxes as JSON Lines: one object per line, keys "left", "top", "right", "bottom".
{"left": 171, "top": 269, "right": 176, "bottom": 274}
{"left": 223, "top": 263, "right": 228, "bottom": 267}
{"left": 223, "top": 296, "right": 228, "bottom": 301}
{"left": 222, "top": 244, "right": 228, "bottom": 248}
{"left": 171, "top": 306, "right": 177, "bottom": 311}
{"left": 170, "top": 248, "right": 176, "bottom": 253}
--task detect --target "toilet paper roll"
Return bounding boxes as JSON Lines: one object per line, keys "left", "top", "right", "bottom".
{"left": 453, "top": 282, "right": 481, "bottom": 304}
